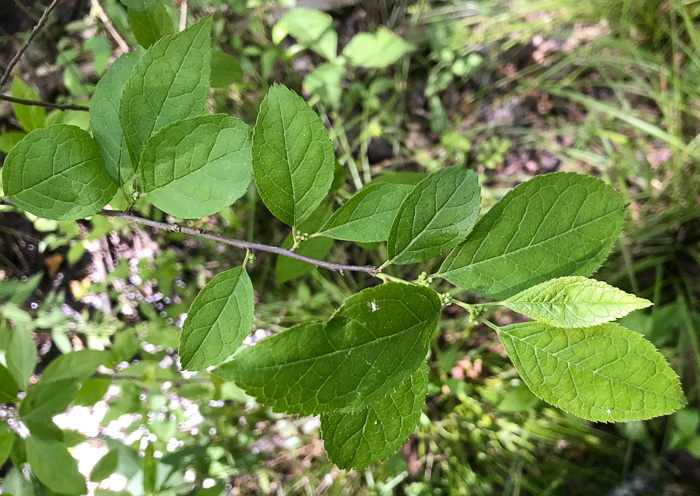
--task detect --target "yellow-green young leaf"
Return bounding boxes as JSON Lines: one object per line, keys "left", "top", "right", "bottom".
{"left": 140, "top": 114, "right": 252, "bottom": 218}
{"left": 10, "top": 77, "right": 45, "bottom": 132}
{"left": 497, "top": 321, "right": 686, "bottom": 422}
{"left": 504, "top": 277, "right": 652, "bottom": 328}
{"left": 90, "top": 51, "right": 142, "bottom": 187}
{"left": 2, "top": 125, "right": 117, "bottom": 220}
{"left": 127, "top": 1, "right": 175, "bottom": 49}
{"left": 252, "top": 84, "right": 335, "bottom": 227}
{"left": 342, "top": 28, "right": 414, "bottom": 68}
{"left": 387, "top": 167, "right": 480, "bottom": 265}
{"left": 90, "top": 450, "right": 119, "bottom": 482}
{"left": 179, "top": 266, "right": 254, "bottom": 371}
{"left": 318, "top": 183, "right": 414, "bottom": 243}
{"left": 26, "top": 436, "right": 87, "bottom": 495}
{"left": 439, "top": 172, "right": 625, "bottom": 299}
{"left": 277, "top": 8, "right": 337, "bottom": 62}
{"left": 321, "top": 363, "right": 427, "bottom": 470}
{"left": 120, "top": 16, "right": 210, "bottom": 165}
{"left": 213, "top": 283, "right": 441, "bottom": 415}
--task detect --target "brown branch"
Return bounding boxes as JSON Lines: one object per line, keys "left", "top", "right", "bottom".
{"left": 0, "top": 0, "right": 64, "bottom": 91}
{"left": 99, "top": 209, "right": 377, "bottom": 274}
{"left": 0, "top": 94, "right": 89, "bottom": 111}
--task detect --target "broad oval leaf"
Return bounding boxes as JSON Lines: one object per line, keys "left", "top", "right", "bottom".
{"left": 277, "top": 8, "right": 337, "bottom": 62}
{"left": 2, "top": 125, "right": 117, "bottom": 220}
{"left": 11, "top": 77, "right": 45, "bottom": 132}
{"left": 120, "top": 15, "right": 211, "bottom": 165}
{"left": 318, "top": 182, "right": 413, "bottom": 243}
{"left": 210, "top": 50, "right": 243, "bottom": 88}
{"left": 41, "top": 350, "right": 109, "bottom": 383}
{"left": 213, "top": 283, "right": 441, "bottom": 415}
{"left": 321, "top": 362, "right": 427, "bottom": 470}
{"left": 387, "top": 166, "right": 480, "bottom": 265}
{"left": 504, "top": 276, "right": 652, "bottom": 328}
{"left": 91, "top": 450, "right": 119, "bottom": 482}
{"left": 120, "top": 0, "right": 158, "bottom": 11}
{"left": 140, "top": 114, "right": 252, "bottom": 218}
{"left": 252, "top": 84, "right": 335, "bottom": 227}
{"left": 342, "top": 28, "right": 414, "bottom": 68}
{"left": 179, "top": 266, "right": 254, "bottom": 371}
{"left": 497, "top": 321, "right": 686, "bottom": 422}
{"left": 127, "top": 1, "right": 175, "bottom": 49}
{"left": 439, "top": 172, "right": 626, "bottom": 299}
{"left": 0, "top": 363, "right": 18, "bottom": 402}
{"left": 91, "top": 51, "right": 142, "bottom": 187}
{"left": 19, "top": 379, "right": 80, "bottom": 423}
{"left": 6, "top": 328, "right": 36, "bottom": 389}
{"left": 26, "top": 436, "right": 87, "bottom": 495}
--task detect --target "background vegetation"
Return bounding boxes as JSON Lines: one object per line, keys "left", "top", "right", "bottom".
{"left": 0, "top": 0, "right": 698, "bottom": 494}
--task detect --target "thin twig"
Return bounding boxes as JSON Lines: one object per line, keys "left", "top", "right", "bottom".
{"left": 0, "top": 0, "right": 63, "bottom": 91}
{"left": 99, "top": 209, "right": 377, "bottom": 274}
{"left": 91, "top": 0, "right": 129, "bottom": 54}
{"left": 0, "top": 94, "right": 89, "bottom": 111}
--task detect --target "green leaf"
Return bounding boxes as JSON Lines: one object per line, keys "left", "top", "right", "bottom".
{"left": 370, "top": 171, "right": 426, "bottom": 186}
{"left": 3, "top": 467, "right": 35, "bottom": 496}
{"left": 497, "top": 321, "right": 686, "bottom": 422}
{"left": 91, "top": 51, "right": 142, "bottom": 187}
{"left": 341, "top": 28, "right": 414, "bottom": 68}
{"left": 504, "top": 276, "right": 652, "bottom": 328}
{"left": 0, "top": 363, "right": 19, "bottom": 402}
{"left": 0, "top": 131, "right": 26, "bottom": 154}
{"left": 179, "top": 266, "right": 254, "bottom": 371}
{"left": 140, "top": 114, "right": 252, "bottom": 218}
{"left": 19, "top": 379, "right": 80, "bottom": 422}
{"left": 210, "top": 50, "right": 243, "bottom": 88}
{"left": 277, "top": 8, "right": 337, "bottom": 61}
{"left": 0, "top": 431, "right": 13, "bottom": 466}
{"left": 304, "top": 63, "right": 345, "bottom": 108}
{"left": 127, "top": 1, "right": 175, "bottom": 49}
{"left": 41, "top": 350, "right": 109, "bottom": 383}
{"left": 6, "top": 329, "right": 36, "bottom": 389}
{"left": 10, "top": 77, "right": 45, "bottom": 132}
{"left": 318, "top": 183, "right": 413, "bottom": 243}
{"left": 74, "top": 378, "right": 111, "bottom": 406}
{"left": 2, "top": 125, "right": 117, "bottom": 220}
{"left": 120, "top": 15, "right": 211, "bottom": 165}
{"left": 214, "top": 283, "right": 441, "bottom": 415}
{"left": 26, "top": 436, "right": 87, "bottom": 495}
{"left": 91, "top": 450, "right": 120, "bottom": 482}
{"left": 120, "top": 0, "right": 158, "bottom": 11}
{"left": 439, "top": 172, "right": 626, "bottom": 299}
{"left": 320, "top": 363, "right": 427, "bottom": 470}
{"left": 387, "top": 167, "right": 480, "bottom": 265}
{"left": 252, "top": 84, "right": 335, "bottom": 227}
